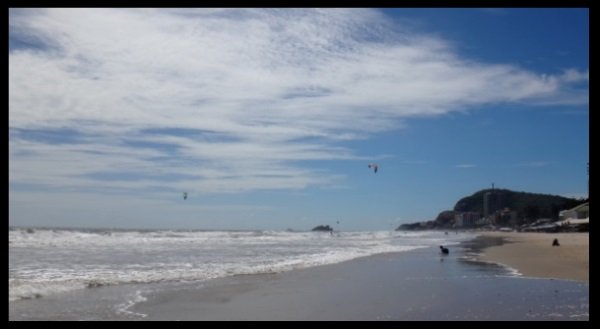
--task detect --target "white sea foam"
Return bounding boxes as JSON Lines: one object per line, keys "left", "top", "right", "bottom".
{"left": 116, "top": 290, "right": 148, "bottom": 318}
{"left": 9, "top": 228, "right": 470, "bottom": 301}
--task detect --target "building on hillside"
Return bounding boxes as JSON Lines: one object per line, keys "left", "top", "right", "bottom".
{"left": 483, "top": 191, "right": 502, "bottom": 218}
{"left": 454, "top": 212, "right": 482, "bottom": 227}
{"left": 559, "top": 202, "right": 589, "bottom": 220}
{"left": 497, "top": 207, "right": 518, "bottom": 226}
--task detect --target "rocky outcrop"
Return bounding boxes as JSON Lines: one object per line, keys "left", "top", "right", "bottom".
{"left": 311, "top": 225, "right": 333, "bottom": 232}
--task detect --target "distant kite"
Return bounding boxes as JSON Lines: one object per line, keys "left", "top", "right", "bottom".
{"left": 183, "top": 192, "right": 188, "bottom": 200}
{"left": 368, "top": 163, "right": 379, "bottom": 173}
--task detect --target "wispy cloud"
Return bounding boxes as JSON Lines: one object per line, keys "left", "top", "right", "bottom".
{"left": 455, "top": 164, "right": 476, "bottom": 169}
{"left": 400, "top": 160, "right": 429, "bottom": 165}
{"left": 559, "top": 68, "right": 589, "bottom": 83}
{"left": 9, "top": 9, "right": 588, "bottom": 196}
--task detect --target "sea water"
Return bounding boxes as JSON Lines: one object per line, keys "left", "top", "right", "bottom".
{"left": 9, "top": 227, "right": 469, "bottom": 319}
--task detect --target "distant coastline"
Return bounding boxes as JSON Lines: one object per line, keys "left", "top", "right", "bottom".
{"left": 397, "top": 188, "right": 588, "bottom": 233}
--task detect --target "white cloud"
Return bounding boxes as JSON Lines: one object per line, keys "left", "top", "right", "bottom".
{"left": 559, "top": 68, "right": 589, "bottom": 83}
{"left": 9, "top": 8, "right": 588, "bottom": 196}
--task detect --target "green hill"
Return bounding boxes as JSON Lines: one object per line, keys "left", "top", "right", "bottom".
{"left": 454, "top": 189, "right": 584, "bottom": 223}
{"left": 454, "top": 188, "right": 583, "bottom": 222}
{"left": 398, "top": 188, "right": 586, "bottom": 230}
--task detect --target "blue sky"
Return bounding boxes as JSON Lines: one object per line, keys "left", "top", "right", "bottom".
{"left": 9, "top": 8, "right": 588, "bottom": 231}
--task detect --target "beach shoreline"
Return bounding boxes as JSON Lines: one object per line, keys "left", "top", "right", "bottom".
{"left": 127, "top": 242, "right": 587, "bottom": 321}
{"left": 10, "top": 233, "right": 589, "bottom": 321}
{"left": 475, "top": 232, "right": 589, "bottom": 283}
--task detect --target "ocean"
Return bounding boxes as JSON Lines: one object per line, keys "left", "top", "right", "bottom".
{"left": 9, "top": 228, "right": 588, "bottom": 320}
{"left": 9, "top": 227, "right": 468, "bottom": 320}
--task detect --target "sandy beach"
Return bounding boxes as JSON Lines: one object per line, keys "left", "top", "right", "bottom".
{"left": 9, "top": 234, "right": 589, "bottom": 320}
{"left": 477, "top": 232, "right": 589, "bottom": 282}
{"left": 125, "top": 243, "right": 588, "bottom": 321}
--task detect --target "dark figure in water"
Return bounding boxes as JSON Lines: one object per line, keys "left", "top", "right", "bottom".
{"left": 552, "top": 238, "right": 560, "bottom": 246}
{"left": 440, "top": 246, "right": 449, "bottom": 254}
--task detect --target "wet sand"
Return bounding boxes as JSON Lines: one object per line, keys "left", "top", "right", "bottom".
{"left": 129, "top": 243, "right": 588, "bottom": 321}
{"left": 477, "top": 232, "right": 589, "bottom": 282}
{"left": 10, "top": 237, "right": 589, "bottom": 321}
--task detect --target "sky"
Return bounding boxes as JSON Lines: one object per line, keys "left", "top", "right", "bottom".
{"left": 9, "top": 8, "right": 589, "bottom": 231}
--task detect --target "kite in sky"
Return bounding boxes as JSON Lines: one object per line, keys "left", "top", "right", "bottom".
{"left": 368, "top": 163, "right": 379, "bottom": 173}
